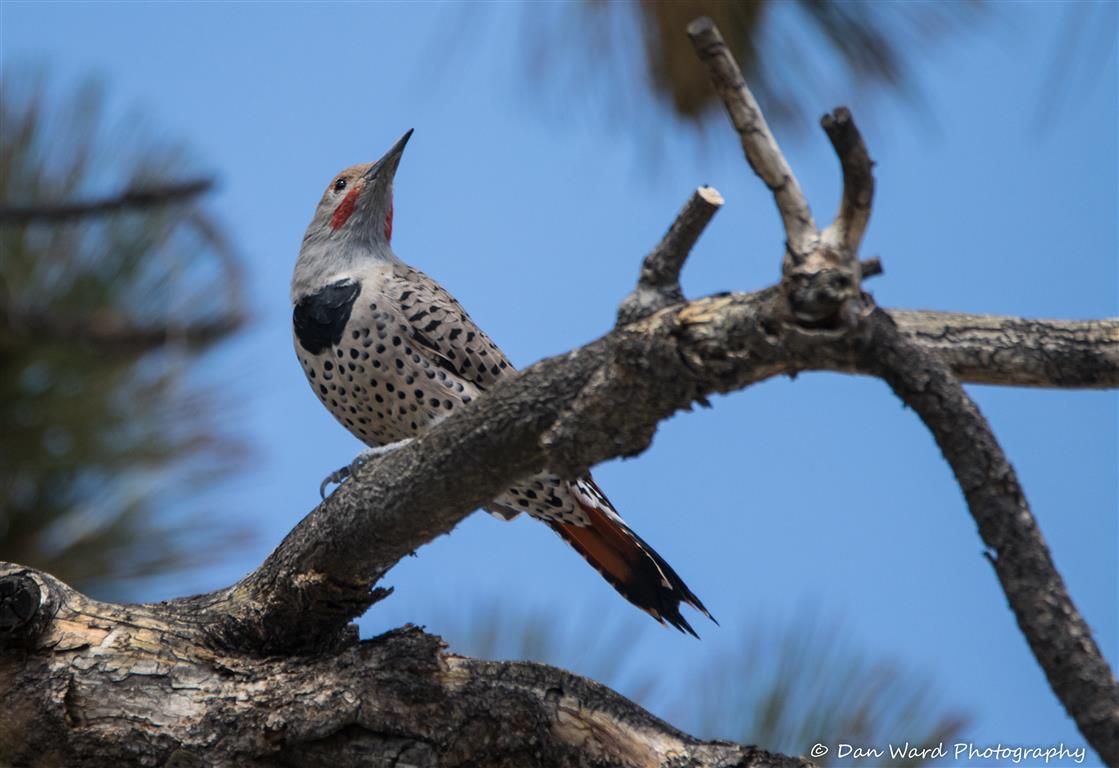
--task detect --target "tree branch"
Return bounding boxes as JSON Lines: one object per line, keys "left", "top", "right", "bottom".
{"left": 859, "top": 256, "right": 884, "bottom": 279}
{"left": 617, "top": 185, "right": 724, "bottom": 326}
{"left": 690, "top": 14, "right": 1116, "bottom": 760}
{"left": 861, "top": 310, "right": 1119, "bottom": 763}
{"left": 0, "top": 302, "right": 246, "bottom": 354}
{"left": 890, "top": 310, "right": 1119, "bottom": 389}
{"left": 821, "top": 107, "right": 874, "bottom": 255}
{"left": 0, "top": 179, "right": 214, "bottom": 224}
{"left": 0, "top": 564, "right": 806, "bottom": 768}
{"left": 686, "top": 17, "right": 816, "bottom": 260}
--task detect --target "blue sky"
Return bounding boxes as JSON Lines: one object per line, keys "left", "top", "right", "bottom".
{"left": 3, "top": 2, "right": 1116, "bottom": 764}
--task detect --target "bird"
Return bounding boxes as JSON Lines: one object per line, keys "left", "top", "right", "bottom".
{"left": 290, "top": 130, "right": 713, "bottom": 635}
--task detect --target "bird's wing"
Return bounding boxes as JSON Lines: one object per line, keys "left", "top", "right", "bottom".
{"left": 381, "top": 263, "right": 516, "bottom": 391}
{"left": 370, "top": 264, "right": 519, "bottom": 521}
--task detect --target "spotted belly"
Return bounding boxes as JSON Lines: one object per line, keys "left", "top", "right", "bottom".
{"left": 295, "top": 317, "right": 474, "bottom": 447}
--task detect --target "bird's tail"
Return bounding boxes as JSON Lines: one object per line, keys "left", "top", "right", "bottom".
{"left": 547, "top": 477, "right": 715, "bottom": 637}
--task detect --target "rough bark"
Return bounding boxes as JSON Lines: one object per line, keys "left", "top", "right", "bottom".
{"left": 2, "top": 15, "right": 1117, "bottom": 768}
{"left": 860, "top": 311, "right": 1119, "bottom": 758}
{"left": 0, "top": 566, "right": 804, "bottom": 768}
{"left": 890, "top": 310, "right": 1119, "bottom": 388}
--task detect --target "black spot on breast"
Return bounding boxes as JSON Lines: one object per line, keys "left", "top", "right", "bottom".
{"left": 293, "top": 281, "right": 358, "bottom": 356}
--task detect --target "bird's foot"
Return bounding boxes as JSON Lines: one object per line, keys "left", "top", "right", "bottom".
{"left": 319, "top": 439, "right": 414, "bottom": 499}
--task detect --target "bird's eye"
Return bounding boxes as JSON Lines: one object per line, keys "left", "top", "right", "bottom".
{"left": 333, "top": 178, "right": 347, "bottom": 192}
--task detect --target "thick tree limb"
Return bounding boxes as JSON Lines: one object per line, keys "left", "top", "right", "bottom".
{"left": 0, "top": 179, "right": 213, "bottom": 224}
{"left": 0, "top": 565, "right": 805, "bottom": 768}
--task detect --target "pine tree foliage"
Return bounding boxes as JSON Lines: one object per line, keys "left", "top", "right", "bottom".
{"left": 0, "top": 75, "right": 247, "bottom": 596}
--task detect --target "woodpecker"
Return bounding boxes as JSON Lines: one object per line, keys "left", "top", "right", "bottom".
{"left": 291, "top": 130, "right": 713, "bottom": 635}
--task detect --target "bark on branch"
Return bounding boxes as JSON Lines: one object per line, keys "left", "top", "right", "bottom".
{"left": 890, "top": 310, "right": 1119, "bottom": 388}
{"left": 860, "top": 311, "right": 1119, "bottom": 760}
{"left": 821, "top": 107, "right": 874, "bottom": 255}
{"left": 618, "top": 186, "right": 724, "bottom": 326}
{"left": 0, "top": 565, "right": 805, "bottom": 768}
{"left": 685, "top": 17, "right": 816, "bottom": 260}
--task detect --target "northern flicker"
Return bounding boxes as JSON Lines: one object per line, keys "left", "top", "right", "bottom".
{"left": 291, "top": 130, "right": 713, "bottom": 635}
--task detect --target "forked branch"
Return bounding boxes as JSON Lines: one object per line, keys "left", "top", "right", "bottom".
{"left": 863, "top": 311, "right": 1119, "bottom": 761}
{"left": 686, "top": 14, "right": 1117, "bottom": 763}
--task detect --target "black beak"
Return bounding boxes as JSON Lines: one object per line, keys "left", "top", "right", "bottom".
{"left": 365, "top": 129, "right": 413, "bottom": 181}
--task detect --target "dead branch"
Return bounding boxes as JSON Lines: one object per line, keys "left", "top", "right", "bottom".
{"left": 617, "top": 185, "right": 724, "bottom": 325}
{"left": 861, "top": 310, "right": 1119, "bottom": 759}
{"left": 821, "top": 107, "right": 875, "bottom": 255}
{"left": 686, "top": 16, "right": 816, "bottom": 260}
{"left": 685, "top": 16, "right": 1117, "bottom": 763}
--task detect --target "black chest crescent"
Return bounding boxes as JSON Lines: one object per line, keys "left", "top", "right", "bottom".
{"left": 293, "top": 279, "right": 362, "bottom": 355}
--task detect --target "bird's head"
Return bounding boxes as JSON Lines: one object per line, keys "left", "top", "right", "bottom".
{"left": 293, "top": 130, "right": 412, "bottom": 300}
{"left": 304, "top": 129, "right": 412, "bottom": 247}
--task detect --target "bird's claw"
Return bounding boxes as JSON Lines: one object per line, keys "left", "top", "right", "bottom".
{"left": 319, "top": 465, "right": 353, "bottom": 499}
{"left": 318, "top": 440, "right": 414, "bottom": 499}
{"left": 319, "top": 452, "right": 372, "bottom": 499}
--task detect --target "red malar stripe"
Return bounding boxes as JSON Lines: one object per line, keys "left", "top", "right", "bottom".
{"left": 330, "top": 186, "right": 361, "bottom": 230}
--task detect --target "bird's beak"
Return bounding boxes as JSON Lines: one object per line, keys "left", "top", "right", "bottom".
{"left": 364, "top": 129, "right": 413, "bottom": 182}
